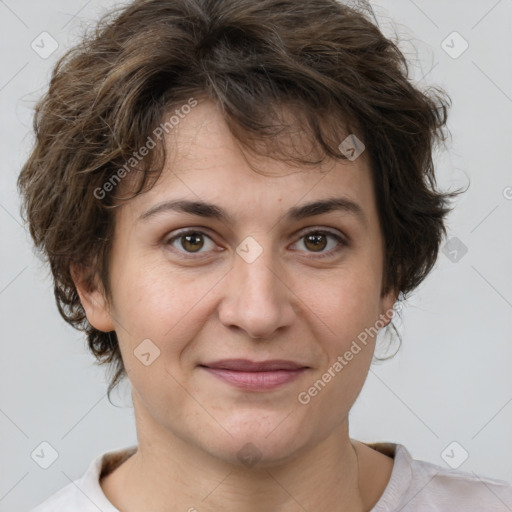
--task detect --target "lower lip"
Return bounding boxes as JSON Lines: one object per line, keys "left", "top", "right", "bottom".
{"left": 200, "top": 367, "right": 307, "bottom": 390}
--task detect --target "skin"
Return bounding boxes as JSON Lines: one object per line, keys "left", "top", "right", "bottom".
{"left": 72, "top": 99, "right": 398, "bottom": 512}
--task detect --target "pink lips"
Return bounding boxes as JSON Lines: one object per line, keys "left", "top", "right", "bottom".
{"left": 199, "top": 359, "right": 308, "bottom": 390}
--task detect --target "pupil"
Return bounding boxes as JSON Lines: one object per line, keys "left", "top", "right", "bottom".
{"left": 306, "top": 234, "right": 326, "bottom": 252}
{"left": 183, "top": 233, "right": 203, "bottom": 252}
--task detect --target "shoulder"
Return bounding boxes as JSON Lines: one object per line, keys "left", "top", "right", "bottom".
{"left": 367, "top": 442, "right": 512, "bottom": 512}
{"left": 29, "top": 446, "right": 136, "bottom": 512}
{"left": 29, "top": 477, "right": 100, "bottom": 512}
{"left": 406, "top": 454, "right": 512, "bottom": 511}
{"left": 30, "top": 482, "right": 82, "bottom": 511}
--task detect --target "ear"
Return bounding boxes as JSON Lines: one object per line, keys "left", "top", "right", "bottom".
{"left": 378, "top": 287, "right": 400, "bottom": 328}
{"left": 70, "top": 262, "right": 116, "bottom": 332}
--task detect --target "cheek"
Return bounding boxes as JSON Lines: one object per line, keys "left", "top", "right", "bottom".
{"left": 304, "top": 284, "right": 378, "bottom": 412}
{"left": 304, "top": 272, "right": 382, "bottom": 382}
{"left": 111, "top": 262, "right": 215, "bottom": 367}
{"left": 307, "top": 267, "right": 382, "bottom": 330}
{"left": 112, "top": 257, "right": 195, "bottom": 327}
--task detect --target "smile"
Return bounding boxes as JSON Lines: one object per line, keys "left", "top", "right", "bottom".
{"left": 199, "top": 366, "right": 308, "bottom": 391}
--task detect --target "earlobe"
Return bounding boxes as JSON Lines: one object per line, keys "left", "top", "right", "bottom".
{"left": 379, "top": 288, "right": 399, "bottom": 328}
{"left": 70, "top": 263, "right": 116, "bottom": 333}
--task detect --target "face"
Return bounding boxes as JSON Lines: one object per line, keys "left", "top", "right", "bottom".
{"left": 75, "top": 99, "right": 397, "bottom": 467}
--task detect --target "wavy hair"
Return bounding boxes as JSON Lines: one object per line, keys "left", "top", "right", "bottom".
{"left": 17, "top": 0, "right": 465, "bottom": 401}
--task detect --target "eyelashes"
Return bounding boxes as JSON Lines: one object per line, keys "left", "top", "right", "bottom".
{"left": 164, "top": 228, "right": 348, "bottom": 260}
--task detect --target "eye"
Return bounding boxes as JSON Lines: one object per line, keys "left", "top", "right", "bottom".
{"left": 164, "top": 228, "right": 347, "bottom": 259}
{"left": 291, "top": 229, "right": 347, "bottom": 258}
{"left": 165, "top": 230, "right": 217, "bottom": 257}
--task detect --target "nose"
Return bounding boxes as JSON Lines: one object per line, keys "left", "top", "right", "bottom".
{"left": 217, "top": 243, "right": 296, "bottom": 340}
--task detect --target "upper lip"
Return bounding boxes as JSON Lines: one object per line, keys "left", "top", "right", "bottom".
{"left": 200, "top": 359, "right": 308, "bottom": 371}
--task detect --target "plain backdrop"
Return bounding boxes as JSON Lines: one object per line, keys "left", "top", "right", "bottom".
{"left": 1, "top": 0, "right": 511, "bottom": 510}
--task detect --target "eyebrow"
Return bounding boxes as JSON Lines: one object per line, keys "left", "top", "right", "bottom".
{"left": 138, "top": 197, "right": 367, "bottom": 226}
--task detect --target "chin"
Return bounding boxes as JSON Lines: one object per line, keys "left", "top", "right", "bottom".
{"left": 218, "top": 439, "right": 304, "bottom": 469}
{"left": 203, "top": 418, "right": 308, "bottom": 469}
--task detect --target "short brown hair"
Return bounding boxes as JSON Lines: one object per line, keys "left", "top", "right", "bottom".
{"left": 17, "top": 0, "right": 465, "bottom": 400}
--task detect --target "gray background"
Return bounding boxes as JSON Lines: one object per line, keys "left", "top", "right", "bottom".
{"left": 1, "top": 0, "right": 511, "bottom": 510}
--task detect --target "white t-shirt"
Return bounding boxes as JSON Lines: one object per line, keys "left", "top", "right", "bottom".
{"left": 30, "top": 442, "right": 512, "bottom": 511}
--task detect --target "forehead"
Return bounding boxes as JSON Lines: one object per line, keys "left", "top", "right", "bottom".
{"left": 117, "top": 100, "right": 377, "bottom": 229}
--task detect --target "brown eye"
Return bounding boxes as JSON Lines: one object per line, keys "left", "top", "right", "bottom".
{"left": 303, "top": 233, "right": 328, "bottom": 252}
{"left": 292, "top": 230, "right": 347, "bottom": 259}
{"left": 180, "top": 232, "right": 205, "bottom": 253}
{"left": 166, "top": 230, "right": 216, "bottom": 256}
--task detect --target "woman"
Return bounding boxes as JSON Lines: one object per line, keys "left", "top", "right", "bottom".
{"left": 19, "top": 0, "right": 512, "bottom": 510}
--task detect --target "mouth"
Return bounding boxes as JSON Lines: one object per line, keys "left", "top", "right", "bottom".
{"left": 198, "top": 359, "right": 309, "bottom": 391}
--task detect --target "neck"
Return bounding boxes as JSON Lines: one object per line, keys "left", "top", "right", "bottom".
{"left": 101, "top": 396, "right": 374, "bottom": 512}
